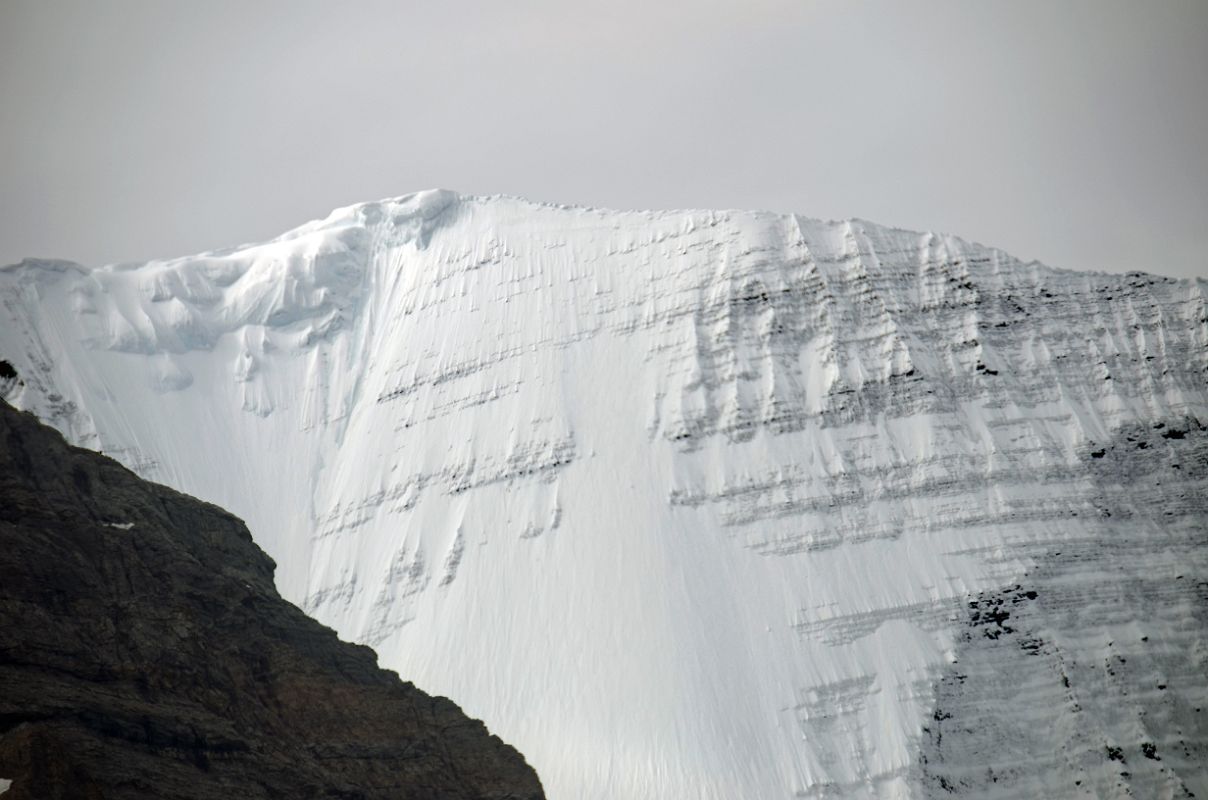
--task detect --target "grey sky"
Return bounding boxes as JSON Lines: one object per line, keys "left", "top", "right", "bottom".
{"left": 1, "top": 0, "right": 1205, "bottom": 279}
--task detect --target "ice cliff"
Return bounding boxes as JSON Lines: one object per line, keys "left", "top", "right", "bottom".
{"left": 2, "top": 190, "right": 1206, "bottom": 799}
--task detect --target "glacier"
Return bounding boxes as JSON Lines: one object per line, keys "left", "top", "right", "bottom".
{"left": 1, "top": 190, "right": 1206, "bottom": 799}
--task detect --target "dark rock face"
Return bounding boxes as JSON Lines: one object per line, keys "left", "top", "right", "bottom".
{"left": 915, "top": 419, "right": 1208, "bottom": 799}
{"left": 0, "top": 402, "right": 544, "bottom": 800}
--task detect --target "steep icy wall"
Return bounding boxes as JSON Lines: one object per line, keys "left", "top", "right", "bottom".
{"left": 2, "top": 191, "right": 1206, "bottom": 799}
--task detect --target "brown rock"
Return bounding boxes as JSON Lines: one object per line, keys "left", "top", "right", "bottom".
{"left": 0, "top": 402, "right": 544, "bottom": 800}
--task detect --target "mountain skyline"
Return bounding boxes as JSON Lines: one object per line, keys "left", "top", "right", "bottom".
{"left": 3, "top": 191, "right": 1205, "bottom": 798}
{"left": 3, "top": 1, "right": 1206, "bottom": 281}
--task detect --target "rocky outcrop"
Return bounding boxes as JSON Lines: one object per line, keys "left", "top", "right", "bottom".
{"left": 915, "top": 418, "right": 1208, "bottom": 799}
{"left": 0, "top": 400, "right": 544, "bottom": 800}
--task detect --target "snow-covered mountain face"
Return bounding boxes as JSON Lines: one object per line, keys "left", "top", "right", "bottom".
{"left": 2, "top": 190, "right": 1206, "bottom": 799}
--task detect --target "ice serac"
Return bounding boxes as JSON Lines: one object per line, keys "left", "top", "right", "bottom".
{"left": 1, "top": 190, "right": 1206, "bottom": 799}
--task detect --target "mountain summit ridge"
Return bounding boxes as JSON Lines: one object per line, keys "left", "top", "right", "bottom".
{"left": 2, "top": 193, "right": 1206, "bottom": 799}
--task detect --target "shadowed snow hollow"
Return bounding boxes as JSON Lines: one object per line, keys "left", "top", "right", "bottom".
{"left": 2, "top": 190, "right": 1206, "bottom": 799}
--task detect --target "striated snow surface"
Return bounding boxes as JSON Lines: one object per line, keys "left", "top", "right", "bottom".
{"left": 2, "top": 190, "right": 1206, "bottom": 799}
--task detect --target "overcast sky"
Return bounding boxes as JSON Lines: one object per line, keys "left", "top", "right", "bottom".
{"left": 1, "top": 0, "right": 1205, "bottom": 279}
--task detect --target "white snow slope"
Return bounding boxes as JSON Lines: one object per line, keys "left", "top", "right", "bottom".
{"left": 2, "top": 191, "right": 1207, "bottom": 799}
